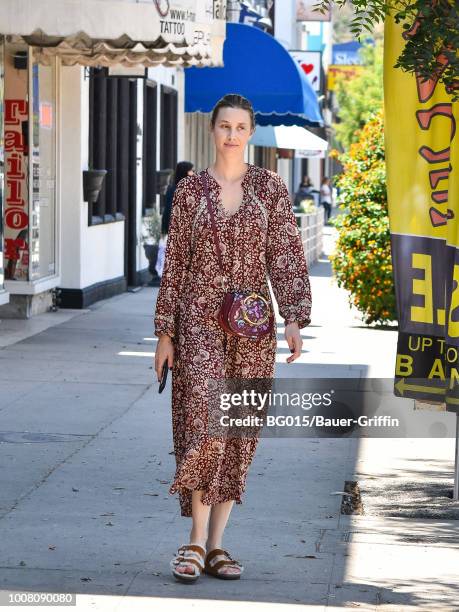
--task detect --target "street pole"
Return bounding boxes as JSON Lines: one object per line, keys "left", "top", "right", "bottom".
{"left": 454, "top": 414, "right": 459, "bottom": 500}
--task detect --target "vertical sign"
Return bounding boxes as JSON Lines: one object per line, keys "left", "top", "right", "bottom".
{"left": 290, "top": 50, "right": 322, "bottom": 93}
{"left": 4, "top": 45, "right": 29, "bottom": 281}
{"left": 384, "top": 14, "right": 459, "bottom": 409}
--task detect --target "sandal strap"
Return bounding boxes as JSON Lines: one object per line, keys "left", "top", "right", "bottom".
{"left": 173, "top": 556, "right": 203, "bottom": 571}
{"left": 179, "top": 543, "right": 206, "bottom": 558}
{"left": 210, "top": 559, "right": 242, "bottom": 572}
{"left": 174, "top": 544, "right": 205, "bottom": 571}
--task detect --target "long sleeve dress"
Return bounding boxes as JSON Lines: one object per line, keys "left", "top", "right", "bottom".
{"left": 153, "top": 163, "right": 312, "bottom": 517}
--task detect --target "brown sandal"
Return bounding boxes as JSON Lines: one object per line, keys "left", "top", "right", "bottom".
{"left": 204, "top": 548, "right": 244, "bottom": 580}
{"left": 170, "top": 543, "right": 206, "bottom": 582}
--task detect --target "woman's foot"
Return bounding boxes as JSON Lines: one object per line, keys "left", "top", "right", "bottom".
{"left": 170, "top": 543, "right": 206, "bottom": 582}
{"left": 204, "top": 546, "right": 244, "bottom": 579}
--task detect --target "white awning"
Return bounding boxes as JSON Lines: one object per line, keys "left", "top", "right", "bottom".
{"left": 0, "top": 0, "right": 226, "bottom": 67}
{"left": 249, "top": 125, "right": 329, "bottom": 155}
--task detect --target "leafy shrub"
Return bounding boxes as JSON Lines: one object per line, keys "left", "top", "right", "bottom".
{"left": 329, "top": 110, "right": 397, "bottom": 325}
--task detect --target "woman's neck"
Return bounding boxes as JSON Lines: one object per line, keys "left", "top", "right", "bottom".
{"left": 209, "top": 157, "right": 248, "bottom": 184}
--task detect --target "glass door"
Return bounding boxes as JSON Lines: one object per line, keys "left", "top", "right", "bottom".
{"left": 30, "top": 55, "right": 57, "bottom": 280}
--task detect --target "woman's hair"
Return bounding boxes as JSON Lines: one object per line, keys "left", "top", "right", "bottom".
{"left": 210, "top": 93, "right": 255, "bottom": 131}
{"left": 174, "top": 161, "right": 194, "bottom": 185}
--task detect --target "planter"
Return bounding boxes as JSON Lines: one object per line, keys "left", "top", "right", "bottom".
{"left": 143, "top": 243, "right": 161, "bottom": 286}
{"left": 83, "top": 169, "right": 107, "bottom": 203}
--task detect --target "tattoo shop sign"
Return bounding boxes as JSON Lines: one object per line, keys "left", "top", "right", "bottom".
{"left": 150, "top": 0, "right": 225, "bottom": 47}
{"left": 0, "top": 0, "right": 226, "bottom": 67}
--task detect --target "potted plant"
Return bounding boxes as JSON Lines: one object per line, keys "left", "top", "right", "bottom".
{"left": 141, "top": 209, "right": 162, "bottom": 286}
{"left": 83, "top": 165, "right": 107, "bottom": 203}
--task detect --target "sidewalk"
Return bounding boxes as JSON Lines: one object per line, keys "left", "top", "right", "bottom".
{"left": 0, "top": 224, "right": 458, "bottom": 611}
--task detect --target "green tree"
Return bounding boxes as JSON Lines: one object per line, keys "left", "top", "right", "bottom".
{"left": 315, "top": 0, "right": 458, "bottom": 100}
{"left": 329, "top": 110, "right": 397, "bottom": 325}
{"left": 333, "top": 40, "right": 383, "bottom": 149}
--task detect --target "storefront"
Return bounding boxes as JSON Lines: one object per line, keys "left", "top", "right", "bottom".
{"left": 0, "top": 0, "right": 227, "bottom": 317}
{"left": 0, "top": 39, "right": 58, "bottom": 315}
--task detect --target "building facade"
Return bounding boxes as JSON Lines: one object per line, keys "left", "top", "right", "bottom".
{"left": 183, "top": 0, "right": 329, "bottom": 195}
{"left": 0, "top": 0, "right": 226, "bottom": 318}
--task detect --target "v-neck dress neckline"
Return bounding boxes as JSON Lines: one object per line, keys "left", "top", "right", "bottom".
{"left": 204, "top": 163, "right": 252, "bottom": 220}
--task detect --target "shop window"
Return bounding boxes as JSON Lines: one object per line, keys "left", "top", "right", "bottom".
{"left": 30, "top": 57, "right": 57, "bottom": 280}
{"left": 88, "top": 68, "right": 137, "bottom": 226}
{"left": 159, "top": 85, "right": 177, "bottom": 219}
{"left": 160, "top": 85, "right": 177, "bottom": 172}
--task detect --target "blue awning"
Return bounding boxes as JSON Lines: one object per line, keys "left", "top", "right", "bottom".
{"left": 255, "top": 112, "right": 313, "bottom": 127}
{"left": 185, "top": 23, "right": 323, "bottom": 127}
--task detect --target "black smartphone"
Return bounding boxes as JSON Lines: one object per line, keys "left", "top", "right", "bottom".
{"left": 158, "top": 360, "right": 169, "bottom": 393}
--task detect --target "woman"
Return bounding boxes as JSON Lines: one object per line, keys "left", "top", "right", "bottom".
{"left": 153, "top": 94, "right": 312, "bottom": 582}
{"left": 161, "top": 161, "right": 194, "bottom": 236}
{"left": 299, "top": 175, "right": 312, "bottom": 190}
{"left": 320, "top": 176, "right": 333, "bottom": 223}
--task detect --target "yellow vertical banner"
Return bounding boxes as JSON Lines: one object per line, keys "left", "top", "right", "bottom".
{"left": 384, "top": 13, "right": 459, "bottom": 408}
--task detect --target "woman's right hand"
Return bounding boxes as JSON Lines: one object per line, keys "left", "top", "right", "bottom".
{"left": 155, "top": 334, "right": 175, "bottom": 382}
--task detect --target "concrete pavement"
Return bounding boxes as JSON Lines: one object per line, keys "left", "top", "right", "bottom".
{"left": 0, "top": 223, "right": 458, "bottom": 611}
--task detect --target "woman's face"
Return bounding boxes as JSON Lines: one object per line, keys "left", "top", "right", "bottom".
{"left": 211, "top": 106, "right": 254, "bottom": 156}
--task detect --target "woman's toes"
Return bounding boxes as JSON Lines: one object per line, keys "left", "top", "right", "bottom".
{"left": 220, "top": 565, "right": 240, "bottom": 575}
{"left": 176, "top": 564, "right": 194, "bottom": 574}
{"left": 207, "top": 553, "right": 242, "bottom": 576}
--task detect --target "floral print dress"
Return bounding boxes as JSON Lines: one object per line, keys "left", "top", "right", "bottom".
{"left": 154, "top": 163, "right": 312, "bottom": 517}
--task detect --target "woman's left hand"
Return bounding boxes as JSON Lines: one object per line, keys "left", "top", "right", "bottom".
{"left": 285, "top": 321, "right": 302, "bottom": 363}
